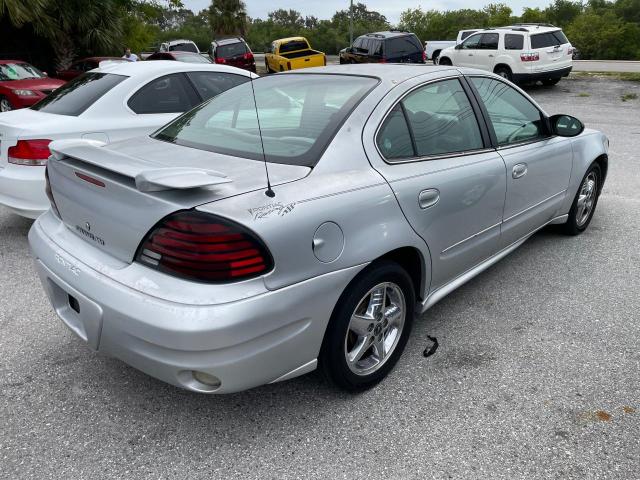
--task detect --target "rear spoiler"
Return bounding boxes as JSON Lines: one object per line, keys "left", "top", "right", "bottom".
{"left": 48, "top": 139, "right": 231, "bottom": 192}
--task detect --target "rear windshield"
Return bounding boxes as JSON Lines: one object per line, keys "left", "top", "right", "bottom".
{"left": 31, "top": 72, "right": 127, "bottom": 116}
{"left": 175, "top": 53, "right": 210, "bottom": 63}
{"left": 386, "top": 35, "right": 422, "bottom": 56}
{"left": 217, "top": 42, "right": 248, "bottom": 58}
{"left": 279, "top": 41, "right": 309, "bottom": 53}
{"left": 153, "top": 74, "right": 378, "bottom": 167}
{"left": 169, "top": 42, "right": 198, "bottom": 53}
{"left": 530, "top": 30, "right": 569, "bottom": 49}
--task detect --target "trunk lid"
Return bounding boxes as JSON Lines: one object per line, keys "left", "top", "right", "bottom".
{"left": 47, "top": 136, "right": 310, "bottom": 263}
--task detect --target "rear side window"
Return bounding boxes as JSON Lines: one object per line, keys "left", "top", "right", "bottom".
{"left": 505, "top": 34, "right": 524, "bottom": 50}
{"left": 128, "top": 73, "right": 198, "bottom": 114}
{"left": 470, "top": 77, "right": 545, "bottom": 146}
{"left": 386, "top": 36, "right": 421, "bottom": 56}
{"left": 217, "top": 42, "right": 248, "bottom": 58}
{"left": 377, "top": 105, "right": 413, "bottom": 159}
{"left": 480, "top": 33, "right": 499, "bottom": 50}
{"left": 31, "top": 72, "right": 126, "bottom": 116}
{"left": 377, "top": 78, "right": 484, "bottom": 160}
{"left": 186, "top": 71, "right": 249, "bottom": 101}
{"left": 531, "top": 31, "right": 568, "bottom": 49}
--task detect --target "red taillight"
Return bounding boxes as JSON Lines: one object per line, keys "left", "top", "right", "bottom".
{"left": 380, "top": 56, "right": 387, "bottom": 63}
{"left": 136, "top": 211, "right": 273, "bottom": 283}
{"left": 422, "top": 50, "right": 427, "bottom": 62}
{"left": 243, "top": 52, "right": 254, "bottom": 61}
{"left": 215, "top": 57, "right": 226, "bottom": 64}
{"left": 520, "top": 52, "right": 540, "bottom": 62}
{"left": 8, "top": 139, "right": 52, "bottom": 166}
{"left": 44, "top": 166, "right": 61, "bottom": 218}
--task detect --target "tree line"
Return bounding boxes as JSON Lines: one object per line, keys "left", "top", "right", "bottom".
{"left": 2, "top": 0, "right": 639, "bottom": 68}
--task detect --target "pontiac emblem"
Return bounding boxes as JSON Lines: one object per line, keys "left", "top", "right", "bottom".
{"left": 85, "top": 222, "right": 91, "bottom": 232}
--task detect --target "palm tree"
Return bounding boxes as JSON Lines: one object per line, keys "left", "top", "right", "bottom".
{"left": 208, "top": 0, "right": 247, "bottom": 37}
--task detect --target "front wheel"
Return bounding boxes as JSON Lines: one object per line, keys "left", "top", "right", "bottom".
{"left": 0, "top": 96, "right": 12, "bottom": 112}
{"left": 319, "top": 261, "right": 415, "bottom": 391}
{"left": 561, "top": 163, "right": 602, "bottom": 235}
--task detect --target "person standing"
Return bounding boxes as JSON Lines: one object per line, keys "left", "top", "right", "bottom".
{"left": 122, "top": 47, "right": 138, "bottom": 62}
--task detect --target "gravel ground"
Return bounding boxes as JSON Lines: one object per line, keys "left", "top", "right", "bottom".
{"left": 1, "top": 75, "right": 639, "bottom": 479}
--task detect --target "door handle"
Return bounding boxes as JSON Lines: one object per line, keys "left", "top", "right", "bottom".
{"left": 512, "top": 163, "right": 528, "bottom": 179}
{"left": 468, "top": 53, "right": 474, "bottom": 56}
{"left": 418, "top": 188, "right": 440, "bottom": 209}
{"left": 488, "top": 54, "right": 494, "bottom": 57}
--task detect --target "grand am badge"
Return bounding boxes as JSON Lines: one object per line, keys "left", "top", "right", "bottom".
{"left": 248, "top": 202, "right": 296, "bottom": 220}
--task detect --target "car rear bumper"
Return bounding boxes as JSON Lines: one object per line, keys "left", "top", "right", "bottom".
{"left": 28, "top": 212, "right": 365, "bottom": 393}
{"left": 513, "top": 66, "right": 573, "bottom": 83}
{"left": 0, "top": 164, "right": 48, "bottom": 218}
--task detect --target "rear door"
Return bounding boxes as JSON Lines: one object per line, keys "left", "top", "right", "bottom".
{"left": 364, "top": 76, "right": 507, "bottom": 289}
{"left": 469, "top": 76, "right": 573, "bottom": 247}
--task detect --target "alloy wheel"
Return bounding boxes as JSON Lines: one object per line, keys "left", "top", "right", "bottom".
{"left": 0, "top": 99, "right": 12, "bottom": 112}
{"left": 344, "top": 282, "right": 406, "bottom": 376}
{"left": 576, "top": 171, "right": 598, "bottom": 227}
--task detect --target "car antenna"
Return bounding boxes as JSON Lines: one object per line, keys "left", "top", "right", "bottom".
{"left": 248, "top": 73, "right": 275, "bottom": 198}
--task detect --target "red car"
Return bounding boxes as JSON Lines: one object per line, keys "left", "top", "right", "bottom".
{"left": 209, "top": 37, "right": 256, "bottom": 73}
{"left": 0, "top": 60, "right": 65, "bottom": 112}
{"left": 55, "top": 57, "right": 127, "bottom": 81}
{"left": 145, "top": 51, "right": 212, "bottom": 64}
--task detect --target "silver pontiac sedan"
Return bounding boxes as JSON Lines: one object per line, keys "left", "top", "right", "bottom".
{"left": 29, "top": 65, "right": 609, "bottom": 393}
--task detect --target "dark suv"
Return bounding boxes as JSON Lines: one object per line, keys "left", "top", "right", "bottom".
{"left": 209, "top": 37, "right": 256, "bottom": 73}
{"left": 339, "top": 31, "right": 425, "bottom": 64}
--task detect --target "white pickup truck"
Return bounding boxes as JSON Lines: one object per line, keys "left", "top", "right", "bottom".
{"left": 425, "top": 29, "right": 480, "bottom": 63}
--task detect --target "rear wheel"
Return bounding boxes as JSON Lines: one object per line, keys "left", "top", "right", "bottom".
{"left": 438, "top": 57, "right": 452, "bottom": 66}
{"left": 494, "top": 66, "right": 513, "bottom": 82}
{"left": 542, "top": 78, "right": 561, "bottom": 86}
{"left": 432, "top": 50, "right": 441, "bottom": 64}
{"left": 319, "top": 261, "right": 415, "bottom": 391}
{"left": 561, "top": 163, "right": 602, "bottom": 235}
{"left": 0, "top": 96, "right": 12, "bottom": 112}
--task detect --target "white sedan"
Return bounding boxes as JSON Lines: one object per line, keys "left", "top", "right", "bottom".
{"left": 0, "top": 60, "right": 255, "bottom": 218}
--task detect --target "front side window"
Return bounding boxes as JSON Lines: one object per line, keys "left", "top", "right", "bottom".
{"left": 31, "top": 72, "right": 127, "bottom": 116}
{"left": 470, "top": 77, "right": 546, "bottom": 146}
{"left": 460, "top": 31, "right": 477, "bottom": 41}
{"left": 377, "top": 78, "right": 484, "bottom": 160}
{"left": 128, "top": 73, "right": 198, "bottom": 114}
{"left": 154, "top": 74, "right": 377, "bottom": 166}
{"left": 185, "top": 71, "right": 249, "bottom": 101}
{"left": 505, "top": 34, "right": 524, "bottom": 50}
{"left": 480, "top": 33, "right": 499, "bottom": 50}
{"left": 461, "top": 34, "right": 482, "bottom": 50}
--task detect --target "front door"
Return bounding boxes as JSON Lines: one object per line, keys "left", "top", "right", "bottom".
{"left": 364, "top": 76, "right": 507, "bottom": 290}
{"left": 469, "top": 76, "right": 573, "bottom": 247}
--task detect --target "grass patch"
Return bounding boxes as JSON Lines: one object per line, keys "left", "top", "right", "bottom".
{"left": 572, "top": 71, "right": 640, "bottom": 82}
{"left": 621, "top": 92, "right": 638, "bottom": 102}
{"left": 577, "top": 92, "right": 590, "bottom": 97}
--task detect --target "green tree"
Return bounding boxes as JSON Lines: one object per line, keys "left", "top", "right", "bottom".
{"left": 565, "top": 10, "right": 640, "bottom": 58}
{"left": 208, "top": 0, "right": 246, "bottom": 36}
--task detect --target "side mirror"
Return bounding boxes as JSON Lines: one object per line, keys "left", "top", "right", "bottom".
{"left": 455, "top": 44, "right": 463, "bottom": 50}
{"left": 550, "top": 114, "right": 584, "bottom": 137}
{"left": 43, "top": 71, "right": 49, "bottom": 77}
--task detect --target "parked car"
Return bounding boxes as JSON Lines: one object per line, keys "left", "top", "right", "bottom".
{"left": 438, "top": 24, "right": 573, "bottom": 85}
{"left": 159, "top": 39, "right": 200, "bottom": 54}
{"left": 425, "top": 29, "right": 481, "bottom": 63}
{"left": 265, "top": 37, "right": 325, "bottom": 72}
{"left": 29, "top": 64, "right": 608, "bottom": 394}
{"left": 339, "top": 31, "right": 425, "bottom": 64}
{"left": 209, "top": 37, "right": 256, "bottom": 73}
{"left": 56, "top": 57, "right": 128, "bottom": 81}
{"left": 0, "top": 61, "right": 255, "bottom": 218}
{"left": 0, "top": 60, "right": 65, "bottom": 112}
{"left": 146, "top": 51, "right": 211, "bottom": 63}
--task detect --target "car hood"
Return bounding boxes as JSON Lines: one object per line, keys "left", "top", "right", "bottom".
{"left": 0, "top": 78, "right": 65, "bottom": 90}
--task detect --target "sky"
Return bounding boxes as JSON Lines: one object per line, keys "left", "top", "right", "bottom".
{"left": 182, "top": 0, "right": 550, "bottom": 24}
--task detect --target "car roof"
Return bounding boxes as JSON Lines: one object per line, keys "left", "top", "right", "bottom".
{"left": 490, "top": 24, "right": 563, "bottom": 34}
{"left": 163, "top": 39, "right": 196, "bottom": 45}
{"left": 287, "top": 64, "right": 485, "bottom": 83}
{"left": 0, "top": 60, "right": 28, "bottom": 65}
{"left": 92, "top": 60, "right": 252, "bottom": 77}
{"left": 214, "top": 37, "right": 245, "bottom": 46}
{"left": 276, "top": 37, "right": 307, "bottom": 43}
{"left": 365, "top": 31, "right": 416, "bottom": 39}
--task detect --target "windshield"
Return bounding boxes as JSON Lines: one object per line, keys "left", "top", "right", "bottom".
{"left": 170, "top": 43, "right": 198, "bottom": 53}
{"left": 31, "top": 72, "right": 127, "bottom": 116}
{"left": 175, "top": 53, "right": 210, "bottom": 63}
{"left": 0, "top": 63, "right": 45, "bottom": 81}
{"left": 154, "top": 74, "right": 378, "bottom": 166}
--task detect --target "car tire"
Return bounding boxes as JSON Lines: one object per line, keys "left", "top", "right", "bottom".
{"left": 542, "top": 78, "right": 561, "bottom": 86}
{"left": 0, "top": 96, "right": 12, "bottom": 112}
{"left": 432, "top": 51, "right": 440, "bottom": 65}
{"left": 494, "top": 66, "right": 513, "bottom": 82}
{"left": 561, "top": 163, "right": 602, "bottom": 236}
{"left": 438, "top": 57, "right": 452, "bottom": 66}
{"left": 319, "top": 260, "right": 415, "bottom": 391}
